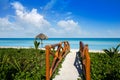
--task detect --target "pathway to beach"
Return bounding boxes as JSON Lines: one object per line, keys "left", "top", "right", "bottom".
{"left": 53, "top": 49, "right": 82, "bottom": 80}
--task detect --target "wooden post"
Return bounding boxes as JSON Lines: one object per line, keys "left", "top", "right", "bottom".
{"left": 79, "top": 42, "right": 91, "bottom": 80}
{"left": 85, "top": 45, "right": 91, "bottom": 80}
{"left": 86, "top": 56, "right": 90, "bottom": 80}
{"left": 45, "top": 45, "right": 50, "bottom": 80}
{"left": 80, "top": 41, "right": 84, "bottom": 53}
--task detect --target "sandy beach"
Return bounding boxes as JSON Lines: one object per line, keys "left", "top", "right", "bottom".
{"left": 71, "top": 49, "right": 104, "bottom": 53}
{"left": 0, "top": 46, "right": 46, "bottom": 50}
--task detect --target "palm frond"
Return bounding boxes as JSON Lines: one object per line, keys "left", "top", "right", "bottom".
{"left": 109, "top": 48, "right": 112, "bottom": 53}
{"left": 103, "top": 44, "right": 120, "bottom": 58}
{"left": 103, "top": 49, "right": 110, "bottom": 54}
{"left": 115, "top": 44, "right": 120, "bottom": 53}
{"left": 103, "top": 49, "right": 113, "bottom": 58}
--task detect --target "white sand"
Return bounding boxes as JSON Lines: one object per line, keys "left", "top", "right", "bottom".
{"left": 53, "top": 49, "right": 80, "bottom": 80}
{"left": 71, "top": 49, "right": 104, "bottom": 53}
{"left": 89, "top": 50, "right": 104, "bottom": 53}
{"left": 0, "top": 46, "right": 45, "bottom": 50}
{"left": 0, "top": 46, "right": 32, "bottom": 49}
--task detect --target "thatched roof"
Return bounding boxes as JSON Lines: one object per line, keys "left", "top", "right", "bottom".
{"left": 35, "top": 33, "right": 48, "bottom": 40}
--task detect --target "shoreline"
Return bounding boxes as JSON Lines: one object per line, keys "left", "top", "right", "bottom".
{"left": 0, "top": 46, "right": 104, "bottom": 53}
{"left": 71, "top": 49, "right": 104, "bottom": 53}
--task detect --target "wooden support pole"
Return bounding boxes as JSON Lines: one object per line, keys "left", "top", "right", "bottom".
{"left": 45, "top": 45, "right": 50, "bottom": 80}
{"left": 79, "top": 42, "right": 91, "bottom": 80}
{"left": 86, "top": 56, "right": 90, "bottom": 80}
{"left": 85, "top": 45, "right": 91, "bottom": 80}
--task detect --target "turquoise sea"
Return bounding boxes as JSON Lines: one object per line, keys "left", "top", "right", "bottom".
{"left": 0, "top": 38, "right": 120, "bottom": 50}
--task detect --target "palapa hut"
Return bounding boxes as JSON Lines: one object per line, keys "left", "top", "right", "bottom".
{"left": 35, "top": 33, "right": 48, "bottom": 48}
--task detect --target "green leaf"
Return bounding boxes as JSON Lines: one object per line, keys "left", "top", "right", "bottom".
{"left": 8, "top": 57, "right": 21, "bottom": 72}
{"left": 34, "top": 40, "right": 40, "bottom": 50}
{"left": 115, "top": 44, "right": 120, "bottom": 54}
{"left": 103, "top": 49, "right": 110, "bottom": 54}
{"left": 103, "top": 44, "right": 120, "bottom": 58}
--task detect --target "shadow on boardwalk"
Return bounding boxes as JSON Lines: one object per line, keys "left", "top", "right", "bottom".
{"left": 74, "top": 52, "right": 85, "bottom": 80}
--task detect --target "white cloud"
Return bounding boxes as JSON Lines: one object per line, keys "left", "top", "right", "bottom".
{"left": 11, "top": 2, "right": 50, "bottom": 28}
{"left": 58, "top": 20, "right": 79, "bottom": 30}
{"left": 47, "top": 20, "right": 82, "bottom": 37}
{"left": 57, "top": 20, "right": 81, "bottom": 33}
{"left": 0, "top": 2, "right": 52, "bottom": 38}
{"left": 0, "top": 17, "right": 26, "bottom": 37}
{"left": 11, "top": 2, "right": 24, "bottom": 11}
{"left": 43, "top": 0, "right": 57, "bottom": 11}
{"left": 0, "top": 17, "right": 15, "bottom": 31}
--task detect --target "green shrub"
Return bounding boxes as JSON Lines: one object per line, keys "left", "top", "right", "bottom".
{"left": 0, "top": 48, "right": 45, "bottom": 80}
{"left": 90, "top": 53, "right": 120, "bottom": 80}
{"left": 0, "top": 48, "right": 62, "bottom": 80}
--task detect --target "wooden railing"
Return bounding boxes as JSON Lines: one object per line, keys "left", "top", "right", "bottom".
{"left": 45, "top": 41, "right": 70, "bottom": 80}
{"left": 79, "top": 41, "right": 91, "bottom": 80}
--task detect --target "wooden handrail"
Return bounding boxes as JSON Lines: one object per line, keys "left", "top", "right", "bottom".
{"left": 45, "top": 41, "right": 70, "bottom": 80}
{"left": 79, "top": 41, "right": 91, "bottom": 80}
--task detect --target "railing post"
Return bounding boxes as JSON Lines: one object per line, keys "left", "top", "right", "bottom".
{"left": 80, "top": 41, "right": 84, "bottom": 53}
{"left": 86, "top": 56, "right": 90, "bottom": 80}
{"left": 45, "top": 45, "right": 50, "bottom": 80}
{"left": 85, "top": 44, "right": 91, "bottom": 80}
{"left": 79, "top": 41, "right": 91, "bottom": 80}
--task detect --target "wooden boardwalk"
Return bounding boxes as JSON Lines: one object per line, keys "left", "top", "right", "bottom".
{"left": 53, "top": 49, "right": 82, "bottom": 80}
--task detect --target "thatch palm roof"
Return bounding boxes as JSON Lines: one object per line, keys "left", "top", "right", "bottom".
{"left": 35, "top": 33, "right": 48, "bottom": 40}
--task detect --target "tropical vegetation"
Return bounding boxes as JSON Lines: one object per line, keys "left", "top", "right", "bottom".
{"left": 0, "top": 47, "right": 66, "bottom": 80}
{"left": 0, "top": 48, "right": 46, "bottom": 80}
{"left": 0, "top": 44, "right": 120, "bottom": 80}
{"left": 90, "top": 44, "right": 120, "bottom": 80}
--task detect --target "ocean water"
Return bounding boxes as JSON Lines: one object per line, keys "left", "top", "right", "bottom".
{"left": 0, "top": 38, "right": 120, "bottom": 50}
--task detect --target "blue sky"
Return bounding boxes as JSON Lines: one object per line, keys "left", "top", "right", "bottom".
{"left": 0, "top": 0, "right": 120, "bottom": 38}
